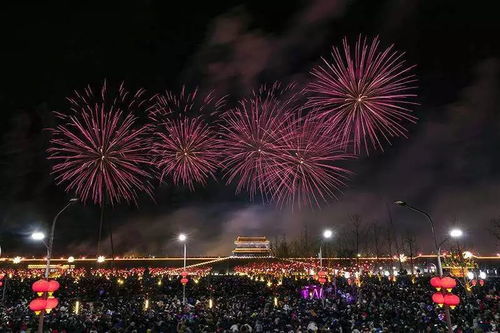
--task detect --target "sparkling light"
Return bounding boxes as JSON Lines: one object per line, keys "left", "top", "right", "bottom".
{"left": 307, "top": 36, "right": 417, "bottom": 155}
{"left": 47, "top": 81, "right": 154, "bottom": 206}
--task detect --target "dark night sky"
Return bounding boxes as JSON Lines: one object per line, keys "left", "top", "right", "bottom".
{"left": 0, "top": 0, "right": 499, "bottom": 257}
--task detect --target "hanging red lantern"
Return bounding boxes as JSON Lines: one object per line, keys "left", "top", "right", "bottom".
{"left": 444, "top": 293, "right": 460, "bottom": 309}
{"left": 440, "top": 277, "right": 456, "bottom": 292}
{"left": 318, "top": 271, "right": 327, "bottom": 277}
{"left": 479, "top": 279, "right": 485, "bottom": 286}
{"left": 0, "top": 281, "right": 3, "bottom": 287}
{"left": 32, "top": 279, "right": 50, "bottom": 296}
{"left": 181, "top": 271, "right": 188, "bottom": 277}
{"left": 318, "top": 277, "right": 327, "bottom": 284}
{"left": 29, "top": 298, "right": 47, "bottom": 315}
{"left": 432, "top": 292, "right": 445, "bottom": 307}
{"left": 180, "top": 277, "right": 188, "bottom": 285}
{"left": 471, "top": 279, "right": 477, "bottom": 287}
{"left": 47, "top": 280, "right": 60, "bottom": 296}
{"left": 430, "top": 277, "right": 442, "bottom": 291}
{"left": 45, "top": 297, "right": 59, "bottom": 313}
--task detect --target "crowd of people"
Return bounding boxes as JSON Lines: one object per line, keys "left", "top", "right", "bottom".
{"left": 0, "top": 262, "right": 499, "bottom": 332}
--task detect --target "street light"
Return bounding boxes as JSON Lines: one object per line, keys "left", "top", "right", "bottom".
{"left": 33, "top": 198, "right": 78, "bottom": 333}
{"left": 31, "top": 232, "right": 46, "bottom": 241}
{"left": 449, "top": 228, "right": 463, "bottom": 239}
{"left": 178, "top": 233, "right": 187, "bottom": 304}
{"left": 323, "top": 229, "right": 333, "bottom": 239}
{"left": 319, "top": 229, "right": 333, "bottom": 268}
{"left": 394, "top": 200, "right": 453, "bottom": 333}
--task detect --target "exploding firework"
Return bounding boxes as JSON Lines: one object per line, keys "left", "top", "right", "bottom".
{"left": 149, "top": 88, "right": 225, "bottom": 189}
{"left": 307, "top": 36, "right": 418, "bottom": 155}
{"left": 47, "top": 81, "right": 153, "bottom": 206}
{"left": 267, "top": 115, "right": 354, "bottom": 209}
{"left": 220, "top": 82, "right": 300, "bottom": 200}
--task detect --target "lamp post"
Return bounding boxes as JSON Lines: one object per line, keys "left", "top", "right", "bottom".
{"left": 178, "top": 233, "right": 187, "bottom": 304}
{"left": 394, "top": 200, "right": 453, "bottom": 333}
{"left": 319, "top": 229, "right": 333, "bottom": 268}
{"left": 32, "top": 198, "right": 78, "bottom": 333}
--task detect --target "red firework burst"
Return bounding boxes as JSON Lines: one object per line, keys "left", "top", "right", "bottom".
{"left": 149, "top": 88, "right": 225, "bottom": 189}
{"left": 267, "top": 115, "right": 354, "bottom": 209}
{"left": 220, "top": 82, "right": 300, "bottom": 200}
{"left": 307, "top": 36, "right": 418, "bottom": 155}
{"left": 47, "top": 81, "right": 153, "bottom": 206}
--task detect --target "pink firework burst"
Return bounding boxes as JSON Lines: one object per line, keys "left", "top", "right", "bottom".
{"left": 149, "top": 88, "right": 225, "bottom": 189}
{"left": 47, "top": 81, "right": 154, "bottom": 206}
{"left": 267, "top": 115, "right": 354, "bottom": 209}
{"left": 307, "top": 36, "right": 418, "bottom": 155}
{"left": 220, "top": 82, "right": 300, "bottom": 200}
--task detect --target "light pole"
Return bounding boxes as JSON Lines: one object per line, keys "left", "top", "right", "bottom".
{"left": 178, "top": 233, "right": 187, "bottom": 304}
{"left": 319, "top": 229, "right": 333, "bottom": 268}
{"left": 394, "top": 200, "right": 453, "bottom": 333}
{"left": 32, "top": 198, "right": 78, "bottom": 333}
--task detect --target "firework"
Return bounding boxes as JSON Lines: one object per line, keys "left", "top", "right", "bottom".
{"left": 47, "top": 81, "right": 153, "bottom": 206}
{"left": 267, "top": 115, "right": 354, "bottom": 209}
{"left": 307, "top": 36, "right": 418, "bottom": 155}
{"left": 220, "top": 82, "right": 300, "bottom": 200}
{"left": 149, "top": 88, "right": 225, "bottom": 189}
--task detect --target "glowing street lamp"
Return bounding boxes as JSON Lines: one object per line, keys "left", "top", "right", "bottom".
{"left": 319, "top": 229, "right": 333, "bottom": 268}
{"left": 31, "top": 232, "right": 46, "bottom": 241}
{"left": 97, "top": 256, "right": 105, "bottom": 263}
{"left": 449, "top": 228, "right": 463, "bottom": 239}
{"left": 178, "top": 233, "right": 188, "bottom": 304}
{"left": 323, "top": 229, "right": 333, "bottom": 239}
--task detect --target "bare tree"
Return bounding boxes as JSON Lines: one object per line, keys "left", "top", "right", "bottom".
{"left": 403, "top": 230, "right": 417, "bottom": 274}
{"left": 371, "top": 222, "right": 381, "bottom": 259}
{"left": 490, "top": 218, "right": 500, "bottom": 242}
{"left": 351, "top": 215, "right": 363, "bottom": 264}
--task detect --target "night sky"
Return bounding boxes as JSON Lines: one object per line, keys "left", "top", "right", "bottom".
{"left": 1, "top": 0, "right": 499, "bottom": 257}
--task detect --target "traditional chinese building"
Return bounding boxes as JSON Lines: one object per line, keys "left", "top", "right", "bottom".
{"left": 232, "top": 236, "right": 272, "bottom": 257}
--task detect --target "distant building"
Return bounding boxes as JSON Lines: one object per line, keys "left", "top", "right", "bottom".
{"left": 232, "top": 236, "right": 272, "bottom": 257}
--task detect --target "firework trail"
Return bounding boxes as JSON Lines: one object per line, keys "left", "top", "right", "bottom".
{"left": 47, "top": 81, "right": 154, "bottom": 206}
{"left": 267, "top": 115, "right": 354, "bottom": 209}
{"left": 307, "top": 36, "right": 418, "bottom": 155}
{"left": 220, "top": 82, "right": 300, "bottom": 200}
{"left": 149, "top": 87, "right": 226, "bottom": 190}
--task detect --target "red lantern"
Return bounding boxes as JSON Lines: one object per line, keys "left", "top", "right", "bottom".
{"left": 444, "top": 293, "right": 460, "bottom": 309}
{"left": 0, "top": 281, "right": 3, "bottom": 287}
{"left": 180, "top": 278, "right": 188, "bottom": 285}
{"left": 318, "top": 271, "right": 327, "bottom": 277}
{"left": 29, "top": 298, "right": 47, "bottom": 315}
{"left": 432, "top": 292, "right": 445, "bottom": 307}
{"left": 430, "top": 277, "right": 442, "bottom": 291}
{"left": 181, "top": 271, "right": 188, "bottom": 277}
{"left": 47, "top": 280, "right": 60, "bottom": 296}
{"left": 32, "top": 280, "right": 50, "bottom": 296}
{"left": 471, "top": 279, "right": 477, "bottom": 287}
{"left": 45, "top": 297, "right": 59, "bottom": 313}
{"left": 440, "top": 277, "right": 456, "bottom": 291}
{"left": 479, "top": 279, "right": 485, "bottom": 286}
{"left": 318, "top": 277, "right": 327, "bottom": 284}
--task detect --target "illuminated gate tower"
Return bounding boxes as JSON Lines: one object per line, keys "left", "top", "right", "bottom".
{"left": 232, "top": 236, "right": 272, "bottom": 257}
